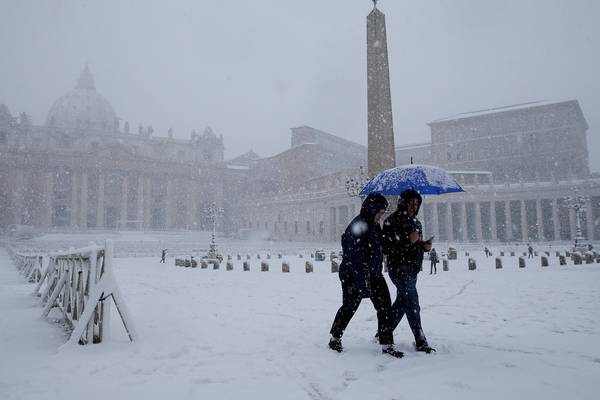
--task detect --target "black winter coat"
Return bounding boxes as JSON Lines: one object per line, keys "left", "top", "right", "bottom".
{"left": 382, "top": 190, "right": 427, "bottom": 273}
{"left": 339, "top": 194, "right": 388, "bottom": 298}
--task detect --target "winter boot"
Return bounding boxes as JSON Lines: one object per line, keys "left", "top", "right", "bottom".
{"left": 382, "top": 345, "right": 404, "bottom": 358}
{"left": 328, "top": 337, "right": 343, "bottom": 353}
{"left": 415, "top": 338, "right": 436, "bottom": 354}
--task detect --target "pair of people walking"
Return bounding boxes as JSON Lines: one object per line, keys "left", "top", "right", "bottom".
{"left": 329, "top": 190, "right": 435, "bottom": 358}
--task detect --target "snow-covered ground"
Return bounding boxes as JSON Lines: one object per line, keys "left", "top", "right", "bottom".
{"left": 1, "top": 239, "right": 599, "bottom": 400}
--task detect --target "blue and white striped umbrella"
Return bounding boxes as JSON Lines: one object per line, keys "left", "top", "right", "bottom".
{"left": 359, "top": 164, "right": 465, "bottom": 196}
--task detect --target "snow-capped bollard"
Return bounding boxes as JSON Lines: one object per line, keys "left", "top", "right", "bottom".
{"left": 447, "top": 248, "right": 457, "bottom": 260}
{"left": 246, "top": 254, "right": 251, "bottom": 260}
{"left": 201, "top": 260, "right": 208, "bottom": 269}
{"left": 237, "top": 254, "right": 241, "bottom": 260}
{"left": 191, "top": 258, "right": 197, "bottom": 268}
{"left": 184, "top": 259, "right": 191, "bottom": 267}
{"left": 522, "top": 252, "right": 527, "bottom": 257}
{"left": 495, "top": 257, "right": 503, "bottom": 269}
{"left": 500, "top": 251, "right": 505, "bottom": 257}
{"left": 559, "top": 255, "right": 567, "bottom": 265}
{"left": 243, "top": 261, "right": 250, "bottom": 271}
{"left": 175, "top": 258, "right": 184, "bottom": 266}
{"left": 518, "top": 257, "right": 525, "bottom": 268}
{"left": 261, "top": 261, "right": 269, "bottom": 272}
{"left": 556, "top": 251, "right": 561, "bottom": 257}
{"left": 226, "top": 261, "right": 233, "bottom": 271}
{"left": 227, "top": 254, "right": 232, "bottom": 261}
{"left": 534, "top": 251, "right": 539, "bottom": 256}
{"left": 585, "top": 252, "right": 594, "bottom": 264}
{"left": 465, "top": 252, "right": 469, "bottom": 257}
{"left": 442, "top": 259, "right": 449, "bottom": 271}
{"left": 596, "top": 255, "right": 600, "bottom": 264}
{"left": 211, "top": 260, "right": 220, "bottom": 270}
{"left": 565, "top": 251, "right": 571, "bottom": 258}
{"left": 510, "top": 251, "right": 515, "bottom": 256}
{"left": 545, "top": 251, "right": 550, "bottom": 257}
{"left": 468, "top": 258, "right": 476, "bottom": 271}
{"left": 282, "top": 261, "right": 290, "bottom": 273}
{"left": 331, "top": 259, "right": 339, "bottom": 273}
{"left": 541, "top": 256, "right": 549, "bottom": 267}
{"left": 305, "top": 261, "right": 313, "bottom": 273}
{"left": 572, "top": 253, "right": 582, "bottom": 265}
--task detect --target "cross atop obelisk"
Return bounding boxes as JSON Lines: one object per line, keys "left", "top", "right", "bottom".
{"left": 367, "top": 0, "right": 396, "bottom": 177}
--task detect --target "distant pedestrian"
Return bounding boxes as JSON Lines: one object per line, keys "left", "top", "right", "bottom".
{"left": 329, "top": 193, "right": 403, "bottom": 358}
{"left": 429, "top": 248, "right": 438, "bottom": 274}
{"left": 528, "top": 244, "right": 534, "bottom": 259}
{"left": 160, "top": 249, "right": 167, "bottom": 263}
{"left": 484, "top": 247, "right": 490, "bottom": 258}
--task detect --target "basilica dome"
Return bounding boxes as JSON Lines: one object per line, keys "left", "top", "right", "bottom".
{"left": 46, "top": 66, "right": 118, "bottom": 132}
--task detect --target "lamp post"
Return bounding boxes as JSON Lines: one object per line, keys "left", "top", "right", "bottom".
{"left": 345, "top": 166, "right": 370, "bottom": 197}
{"left": 564, "top": 190, "right": 589, "bottom": 252}
{"left": 204, "top": 202, "right": 224, "bottom": 259}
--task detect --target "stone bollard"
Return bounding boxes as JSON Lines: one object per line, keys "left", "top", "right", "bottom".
{"left": 201, "top": 260, "right": 208, "bottom": 269}
{"left": 500, "top": 251, "right": 505, "bottom": 257}
{"left": 226, "top": 261, "right": 233, "bottom": 271}
{"left": 545, "top": 251, "right": 550, "bottom": 257}
{"left": 261, "top": 261, "right": 269, "bottom": 272}
{"left": 555, "top": 251, "right": 561, "bottom": 257}
{"left": 522, "top": 252, "right": 527, "bottom": 257}
{"left": 468, "top": 258, "right": 476, "bottom": 271}
{"left": 565, "top": 251, "right": 571, "bottom": 258}
{"left": 510, "top": 251, "right": 515, "bottom": 256}
{"left": 559, "top": 255, "right": 567, "bottom": 266}
{"left": 243, "top": 261, "right": 250, "bottom": 271}
{"left": 184, "top": 259, "right": 191, "bottom": 267}
{"left": 585, "top": 252, "right": 594, "bottom": 264}
{"left": 246, "top": 254, "right": 251, "bottom": 260}
{"left": 305, "top": 261, "right": 313, "bottom": 273}
{"left": 310, "top": 253, "right": 314, "bottom": 259}
{"left": 212, "top": 260, "right": 220, "bottom": 270}
{"left": 257, "top": 254, "right": 261, "bottom": 259}
{"left": 331, "top": 259, "right": 339, "bottom": 273}
{"left": 495, "top": 257, "right": 503, "bottom": 269}
{"left": 237, "top": 254, "right": 241, "bottom": 260}
{"left": 282, "top": 261, "right": 290, "bottom": 273}
{"left": 534, "top": 251, "right": 538, "bottom": 256}
{"left": 299, "top": 253, "right": 304, "bottom": 258}
{"left": 278, "top": 253, "right": 282, "bottom": 259}
{"left": 175, "top": 258, "right": 183, "bottom": 266}
{"left": 541, "top": 256, "right": 549, "bottom": 267}
{"left": 518, "top": 257, "right": 526, "bottom": 268}
{"left": 443, "top": 259, "right": 449, "bottom": 271}
{"left": 227, "top": 254, "right": 232, "bottom": 261}
{"left": 465, "top": 252, "right": 470, "bottom": 257}
{"left": 573, "top": 253, "right": 582, "bottom": 265}
{"left": 191, "top": 258, "right": 198, "bottom": 268}
{"left": 596, "top": 255, "right": 600, "bottom": 264}
{"left": 267, "top": 253, "right": 271, "bottom": 259}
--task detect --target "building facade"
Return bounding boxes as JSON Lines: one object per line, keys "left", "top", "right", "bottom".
{"left": 0, "top": 67, "right": 225, "bottom": 231}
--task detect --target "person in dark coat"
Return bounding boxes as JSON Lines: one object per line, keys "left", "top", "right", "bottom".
{"left": 329, "top": 193, "right": 403, "bottom": 358}
{"left": 528, "top": 244, "right": 534, "bottom": 259}
{"left": 429, "top": 248, "right": 438, "bottom": 274}
{"left": 382, "top": 189, "right": 435, "bottom": 353}
{"left": 160, "top": 249, "right": 167, "bottom": 263}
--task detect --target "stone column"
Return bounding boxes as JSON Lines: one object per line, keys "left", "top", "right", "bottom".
{"left": 367, "top": 4, "right": 395, "bottom": 176}
{"left": 120, "top": 174, "right": 128, "bottom": 229}
{"left": 505, "top": 200, "right": 512, "bottom": 241}
{"left": 137, "top": 174, "right": 144, "bottom": 230}
{"left": 586, "top": 198, "right": 594, "bottom": 241}
{"left": 42, "top": 171, "right": 53, "bottom": 227}
{"left": 536, "top": 199, "right": 543, "bottom": 241}
{"left": 490, "top": 201, "right": 498, "bottom": 241}
{"left": 569, "top": 208, "right": 576, "bottom": 241}
{"left": 446, "top": 203, "right": 454, "bottom": 242}
{"left": 475, "top": 202, "right": 483, "bottom": 241}
{"left": 97, "top": 174, "right": 105, "bottom": 228}
{"left": 80, "top": 172, "right": 88, "bottom": 229}
{"left": 70, "top": 172, "right": 78, "bottom": 228}
{"left": 521, "top": 200, "right": 528, "bottom": 242}
{"left": 460, "top": 202, "right": 467, "bottom": 242}
{"left": 431, "top": 203, "right": 440, "bottom": 239}
{"left": 552, "top": 199, "right": 561, "bottom": 241}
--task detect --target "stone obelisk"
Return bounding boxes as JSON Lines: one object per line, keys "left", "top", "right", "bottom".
{"left": 367, "top": 0, "right": 396, "bottom": 177}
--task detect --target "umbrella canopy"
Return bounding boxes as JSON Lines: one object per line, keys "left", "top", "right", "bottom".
{"left": 359, "top": 164, "right": 465, "bottom": 196}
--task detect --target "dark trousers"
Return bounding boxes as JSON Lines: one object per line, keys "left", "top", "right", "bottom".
{"left": 330, "top": 273, "right": 394, "bottom": 345}
{"left": 388, "top": 269, "right": 425, "bottom": 342}
{"left": 430, "top": 261, "right": 437, "bottom": 274}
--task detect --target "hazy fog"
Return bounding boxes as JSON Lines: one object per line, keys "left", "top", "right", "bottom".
{"left": 1, "top": 0, "right": 598, "bottom": 169}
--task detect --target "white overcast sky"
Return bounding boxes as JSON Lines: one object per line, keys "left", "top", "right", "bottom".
{"left": 1, "top": 0, "right": 599, "bottom": 170}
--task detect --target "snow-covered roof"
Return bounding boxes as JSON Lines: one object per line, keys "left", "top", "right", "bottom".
{"left": 429, "top": 100, "right": 577, "bottom": 124}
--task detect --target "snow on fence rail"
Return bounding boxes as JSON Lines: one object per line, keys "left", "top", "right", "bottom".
{"left": 10, "top": 240, "right": 137, "bottom": 345}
